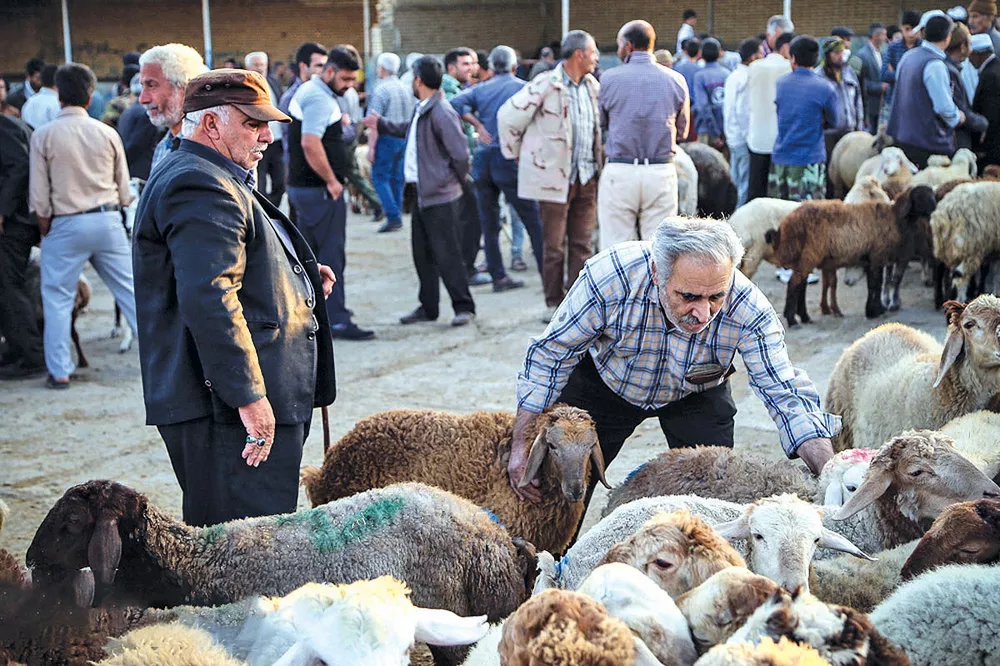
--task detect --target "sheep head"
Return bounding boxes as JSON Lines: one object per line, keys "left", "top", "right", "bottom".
{"left": 676, "top": 567, "right": 779, "bottom": 651}
{"left": 879, "top": 147, "right": 919, "bottom": 177}
{"left": 834, "top": 430, "right": 1000, "bottom": 524}
{"left": 934, "top": 296, "right": 1000, "bottom": 389}
{"left": 520, "top": 404, "right": 608, "bottom": 503}
{"left": 820, "top": 449, "right": 875, "bottom": 506}
{"left": 26, "top": 481, "right": 145, "bottom": 601}
{"left": 598, "top": 510, "right": 746, "bottom": 598}
{"left": 713, "top": 495, "right": 873, "bottom": 593}
{"left": 901, "top": 499, "right": 1000, "bottom": 580}
{"left": 953, "top": 148, "right": 978, "bottom": 178}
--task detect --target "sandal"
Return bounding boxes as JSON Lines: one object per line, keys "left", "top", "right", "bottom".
{"left": 510, "top": 257, "right": 528, "bottom": 272}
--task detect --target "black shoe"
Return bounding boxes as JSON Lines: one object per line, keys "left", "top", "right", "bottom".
{"left": 372, "top": 206, "right": 385, "bottom": 222}
{"left": 492, "top": 276, "right": 525, "bottom": 292}
{"left": 400, "top": 307, "right": 436, "bottom": 325}
{"left": 45, "top": 374, "right": 71, "bottom": 389}
{"left": 330, "top": 322, "right": 376, "bottom": 340}
{"left": 378, "top": 218, "right": 402, "bottom": 233}
{"left": 0, "top": 360, "right": 48, "bottom": 380}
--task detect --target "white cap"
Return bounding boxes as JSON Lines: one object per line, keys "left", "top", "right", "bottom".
{"left": 971, "top": 33, "right": 996, "bottom": 52}
{"left": 948, "top": 5, "right": 969, "bottom": 21}
{"left": 915, "top": 9, "right": 949, "bottom": 32}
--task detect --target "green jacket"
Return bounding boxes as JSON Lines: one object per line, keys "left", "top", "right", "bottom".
{"left": 442, "top": 74, "right": 476, "bottom": 154}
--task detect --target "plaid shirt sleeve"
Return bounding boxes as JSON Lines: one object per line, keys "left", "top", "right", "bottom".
{"left": 517, "top": 264, "right": 608, "bottom": 413}
{"left": 738, "top": 307, "right": 842, "bottom": 457}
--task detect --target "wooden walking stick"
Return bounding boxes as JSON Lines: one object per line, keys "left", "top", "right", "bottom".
{"left": 322, "top": 405, "right": 331, "bottom": 452}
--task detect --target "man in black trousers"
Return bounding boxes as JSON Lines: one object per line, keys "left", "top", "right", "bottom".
{"left": 0, "top": 114, "right": 46, "bottom": 379}
{"left": 133, "top": 70, "right": 337, "bottom": 526}
{"left": 365, "top": 56, "right": 476, "bottom": 327}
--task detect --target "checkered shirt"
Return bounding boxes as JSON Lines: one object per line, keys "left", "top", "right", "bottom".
{"left": 368, "top": 75, "right": 415, "bottom": 124}
{"left": 516, "top": 241, "right": 841, "bottom": 456}
{"left": 563, "top": 69, "right": 597, "bottom": 185}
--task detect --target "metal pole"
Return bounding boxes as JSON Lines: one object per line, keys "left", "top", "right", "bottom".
{"left": 707, "top": 0, "right": 714, "bottom": 34}
{"left": 783, "top": 0, "right": 791, "bottom": 21}
{"left": 363, "top": 0, "right": 371, "bottom": 68}
{"left": 562, "top": 0, "right": 569, "bottom": 38}
{"left": 202, "top": 0, "right": 213, "bottom": 69}
{"left": 61, "top": 0, "right": 72, "bottom": 62}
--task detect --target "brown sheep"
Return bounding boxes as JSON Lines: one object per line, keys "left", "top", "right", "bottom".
{"left": 301, "top": 404, "right": 608, "bottom": 554}
{"left": 900, "top": 498, "right": 1000, "bottom": 581}
{"left": 499, "top": 589, "right": 637, "bottom": 666}
{"left": 676, "top": 567, "right": 779, "bottom": 651}
{"left": 765, "top": 185, "right": 937, "bottom": 327}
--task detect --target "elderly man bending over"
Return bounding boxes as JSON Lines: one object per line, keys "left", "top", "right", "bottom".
{"left": 508, "top": 218, "right": 839, "bottom": 513}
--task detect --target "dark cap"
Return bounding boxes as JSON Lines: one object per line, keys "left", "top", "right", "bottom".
{"left": 182, "top": 69, "right": 290, "bottom": 123}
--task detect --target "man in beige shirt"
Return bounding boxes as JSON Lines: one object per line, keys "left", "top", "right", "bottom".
{"left": 29, "top": 62, "right": 135, "bottom": 388}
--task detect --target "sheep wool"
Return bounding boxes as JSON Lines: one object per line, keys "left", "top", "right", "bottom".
{"left": 808, "top": 540, "right": 918, "bottom": 612}
{"left": 930, "top": 181, "right": 1000, "bottom": 299}
{"left": 97, "top": 624, "right": 245, "bottom": 666}
{"left": 695, "top": 636, "right": 833, "bottom": 666}
{"left": 726, "top": 198, "right": 800, "bottom": 278}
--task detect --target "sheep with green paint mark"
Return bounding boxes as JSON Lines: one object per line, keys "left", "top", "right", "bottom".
{"left": 26, "top": 481, "right": 536, "bottom": 666}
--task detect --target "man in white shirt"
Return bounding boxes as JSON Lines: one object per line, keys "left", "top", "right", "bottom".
{"left": 20, "top": 65, "right": 60, "bottom": 129}
{"left": 676, "top": 9, "right": 698, "bottom": 55}
{"left": 724, "top": 38, "right": 762, "bottom": 208}
{"left": 746, "top": 31, "right": 794, "bottom": 201}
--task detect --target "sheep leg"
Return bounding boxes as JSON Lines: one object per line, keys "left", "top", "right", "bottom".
{"left": 922, "top": 258, "right": 934, "bottom": 287}
{"left": 71, "top": 320, "right": 89, "bottom": 369}
{"left": 933, "top": 261, "right": 953, "bottom": 309}
{"left": 824, "top": 268, "right": 842, "bottom": 316}
{"left": 887, "top": 262, "right": 906, "bottom": 311}
{"left": 864, "top": 265, "right": 887, "bottom": 319}
{"left": 821, "top": 270, "right": 832, "bottom": 315}
{"left": 784, "top": 277, "right": 800, "bottom": 328}
{"left": 797, "top": 276, "right": 811, "bottom": 324}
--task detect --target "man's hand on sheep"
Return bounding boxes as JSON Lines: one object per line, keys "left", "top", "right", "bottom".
{"left": 796, "top": 438, "right": 835, "bottom": 476}
{"left": 508, "top": 409, "right": 544, "bottom": 503}
{"left": 240, "top": 396, "right": 276, "bottom": 467}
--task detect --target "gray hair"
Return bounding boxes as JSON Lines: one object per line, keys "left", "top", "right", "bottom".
{"left": 489, "top": 45, "right": 517, "bottom": 73}
{"left": 244, "top": 51, "right": 268, "bottom": 68}
{"left": 139, "top": 43, "right": 208, "bottom": 90}
{"left": 652, "top": 218, "right": 745, "bottom": 285}
{"left": 377, "top": 52, "right": 401, "bottom": 74}
{"left": 180, "top": 104, "right": 232, "bottom": 138}
{"left": 561, "top": 30, "right": 595, "bottom": 60}
{"left": 766, "top": 15, "right": 794, "bottom": 36}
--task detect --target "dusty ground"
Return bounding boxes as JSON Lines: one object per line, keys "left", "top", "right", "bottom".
{"left": 0, "top": 210, "right": 949, "bottom": 560}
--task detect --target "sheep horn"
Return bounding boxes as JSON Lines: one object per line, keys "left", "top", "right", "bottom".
{"left": 590, "top": 444, "right": 611, "bottom": 489}
{"left": 413, "top": 608, "right": 490, "bottom": 646}
{"left": 818, "top": 529, "right": 877, "bottom": 561}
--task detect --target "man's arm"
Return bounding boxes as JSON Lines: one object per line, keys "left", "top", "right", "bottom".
{"left": 110, "top": 133, "right": 133, "bottom": 207}
{"left": 435, "top": 106, "right": 471, "bottom": 183}
{"left": 823, "top": 85, "right": 842, "bottom": 132}
{"left": 0, "top": 119, "right": 30, "bottom": 221}
{"left": 375, "top": 115, "right": 411, "bottom": 138}
{"left": 450, "top": 87, "right": 491, "bottom": 144}
{"left": 28, "top": 130, "right": 52, "bottom": 234}
{"left": 496, "top": 79, "right": 544, "bottom": 160}
{"left": 675, "top": 80, "right": 691, "bottom": 142}
{"left": 880, "top": 45, "right": 897, "bottom": 84}
{"left": 300, "top": 93, "right": 347, "bottom": 198}
{"left": 924, "top": 59, "right": 963, "bottom": 128}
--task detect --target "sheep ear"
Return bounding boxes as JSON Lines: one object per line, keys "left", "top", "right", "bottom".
{"left": 519, "top": 430, "right": 548, "bottom": 488}
{"left": 818, "top": 529, "right": 877, "bottom": 561}
{"left": 823, "top": 482, "right": 845, "bottom": 506}
{"left": 590, "top": 443, "right": 611, "bottom": 489}
{"left": 713, "top": 514, "right": 751, "bottom": 541}
{"left": 599, "top": 541, "right": 634, "bottom": 566}
{"left": 934, "top": 325, "right": 966, "bottom": 389}
{"left": 72, "top": 567, "right": 95, "bottom": 608}
{"left": 905, "top": 157, "right": 919, "bottom": 174}
{"left": 413, "top": 608, "right": 490, "bottom": 646}
{"left": 833, "top": 467, "right": 892, "bottom": 520}
{"left": 88, "top": 513, "right": 121, "bottom": 588}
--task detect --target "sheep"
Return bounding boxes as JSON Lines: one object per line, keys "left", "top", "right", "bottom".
{"left": 676, "top": 567, "right": 780, "bottom": 651}
{"left": 728, "top": 198, "right": 800, "bottom": 278}
{"left": 808, "top": 540, "right": 918, "bottom": 613}
{"left": 675, "top": 144, "right": 700, "bottom": 217}
{"left": 939, "top": 411, "right": 1000, "bottom": 480}
{"left": 829, "top": 131, "right": 881, "bottom": 199}
{"left": 577, "top": 563, "right": 699, "bottom": 666}
{"left": 854, "top": 147, "right": 918, "bottom": 200}
{"left": 930, "top": 180, "right": 1000, "bottom": 302}
{"left": 559, "top": 495, "right": 871, "bottom": 594}
{"left": 910, "top": 148, "right": 978, "bottom": 189}
{"left": 729, "top": 588, "right": 910, "bottom": 666}
{"left": 695, "top": 637, "right": 833, "bottom": 666}
{"left": 497, "top": 589, "right": 640, "bottom": 666}
{"left": 25, "top": 481, "right": 534, "bottom": 666}
{"left": 96, "top": 623, "right": 246, "bottom": 666}
{"left": 817, "top": 449, "right": 875, "bottom": 507}
{"left": 871, "top": 564, "right": 1000, "bottom": 666}
{"left": 900, "top": 498, "right": 1000, "bottom": 581}
{"left": 825, "top": 297, "right": 1000, "bottom": 452}
{"left": 299, "top": 404, "right": 608, "bottom": 554}
{"left": 603, "top": 448, "right": 874, "bottom": 514}
{"left": 822, "top": 431, "right": 1000, "bottom": 559}
{"left": 767, "top": 185, "right": 937, "bottom": 326}
{"left": 1, "top": 499, "right": 30, "bottom": 589}
{"left": 683, "top": 142, "right": 738, "bottom": 219}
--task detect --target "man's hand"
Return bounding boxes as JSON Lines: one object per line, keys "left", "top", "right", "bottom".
{"left": 797, "top": 437, "right": 835, "bottom": 476}
{"left": 342, "top": 113, "right": 352, "bottom": 127}
{"left": 475, "top": 124, "right": 493, "bottom": 146}
{"left": 958, "top": 110, "right": 967, "bottom": 126}
{"left": 508, "top": 409, "right": 543, "bottom": 503}
{"left": 362, "top": 113, "right": 379, "bottom": 131}
{"left": 239, "top": 396, "right": 275, "bottom": 467}
{"left": 38, "top": 216, "right": 51, "bottom": 237}
{"left": 318, "top": 264, "right": 336, "bottom": 298}
{"left": 881, "top": 82, "right": 889, "bottom": 92}
{"left": 326, "top": 179, "right": 343, "bottom": 201}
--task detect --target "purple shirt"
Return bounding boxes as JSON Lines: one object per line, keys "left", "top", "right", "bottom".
{"left": 598, "top": 51, "right": 690, "bottom": 160}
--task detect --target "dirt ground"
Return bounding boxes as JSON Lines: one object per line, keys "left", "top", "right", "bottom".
{"left": 0, "top": 210, "right": 950, "bottom": 560}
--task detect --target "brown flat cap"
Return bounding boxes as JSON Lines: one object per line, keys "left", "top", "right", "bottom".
{"left": 969, "top": 0, "right": 998, "bottom": 15}
{"left": 183, "top": 69, "right": 290, "bottom": 123}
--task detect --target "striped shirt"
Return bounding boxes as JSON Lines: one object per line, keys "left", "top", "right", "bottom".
{"left": 516, "top": 241, "right": 841, "bottom": 456}
{"left": 367, "top": 75, "right": 414, "bottom": 124}
{"left": 563, "top": 69, "right": 597, "bottom": 186}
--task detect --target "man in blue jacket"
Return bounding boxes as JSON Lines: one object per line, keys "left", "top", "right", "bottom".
{"left": 692, "top": 38, "right": 729, "bottom": 149}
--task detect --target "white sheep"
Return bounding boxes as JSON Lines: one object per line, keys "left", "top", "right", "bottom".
{"left": 676, "top": 567, "right": 780, "bottom": 651}
{"left": 940, "top": 410, "right": 1000, "bottom": 479}
{"left": 930, "top": 180, "right": 1000, "bottom": 301}
{"left": 560, "top": 494, "right": 870, "bottom": 593}
{"left": 727, "top": 198, "right": 800, "bottom": 278}
{"left": 675, "top": 144, "right": 700, "bottom": 217}
{"left": 817, "top": 449, "right": 874, "bottom": 506}
{"left": 854, "top": 147, "right": 918, "bottom": 199}
{"left": 842, "top": 174, "right": 891, "bottom": 204}
{"left": 871, "top": 564, "right": 1000, "bottom": 665}
{"left": 828, "top": 130, "right": 881, "bottom": 199}
{"left": 911, "top": 148, "right": 978, "bottom": 188}
{"left": 826, "top": 297, "right": 1000, "bottom": 452}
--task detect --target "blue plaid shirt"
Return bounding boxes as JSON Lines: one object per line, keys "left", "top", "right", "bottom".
{"left": 516, "top": 241, "right": 841, "bottom": 456}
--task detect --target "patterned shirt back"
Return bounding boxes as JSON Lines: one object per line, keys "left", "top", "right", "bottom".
{"left": 563, "top": 69, "right": 597, "bottom": 185}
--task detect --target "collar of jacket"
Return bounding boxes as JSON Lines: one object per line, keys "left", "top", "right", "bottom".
{"left": 547, "top": 62, "right": 598, "bottom": 91}
{"left": 177, "top": 140, "right": 252, "bottom": 186}
{"left": 415, "top": 89, "right": 444, "bottom": 117}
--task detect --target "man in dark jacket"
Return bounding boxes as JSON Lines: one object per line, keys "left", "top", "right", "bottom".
{"left": 132, "top": 70, "right": 337, "bottom": 527}
{"left": 0, "top": 115, "right": 45, "bottom": 379}
{"left": 972, "top": 34, "right": 1000, "bottom": 167}
{"left": 855, "top": 23, "right": 889, "bottom": 132}
{"left": 365, "top": 56, "right": 476, "bottom": 327}
{"left": 947, "top": 25, "right": 989, "bottom": 150}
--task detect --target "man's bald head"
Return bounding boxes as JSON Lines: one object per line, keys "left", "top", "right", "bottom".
{"left": 618, "top": 20, "right": 656, "bottom": 54}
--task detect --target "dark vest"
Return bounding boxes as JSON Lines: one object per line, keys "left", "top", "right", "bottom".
{"left": 286, "top": 118, "right": 346, "bottom": 189}
{"left": 886, "top": 46, "right": 955, "bottom": 154}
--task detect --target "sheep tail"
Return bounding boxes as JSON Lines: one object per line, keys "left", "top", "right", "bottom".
{"left": 299, "top": 467, "right": 323, "bottom": 506}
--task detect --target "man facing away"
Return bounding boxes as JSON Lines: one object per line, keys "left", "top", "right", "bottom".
{"left": 692, "top": 38, "right": 729, "bottom": 150}
{"left": 746, "top": 30, "right": 795, "bottom": 201}
{"left": 139, "top": 43, "right": 208, "bottom": 172}
{"left": 367, "top": 52, "right": 413, "bottom": 233}
{"left": 724, "top": 38, "right": 762, "bottom": 208}
{"left": 677, "top": 9, "right": 698, "bottom": 54}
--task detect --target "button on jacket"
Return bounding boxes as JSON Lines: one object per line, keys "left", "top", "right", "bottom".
{"left": 132, "top": 140, "right": 336, "bottom": 426}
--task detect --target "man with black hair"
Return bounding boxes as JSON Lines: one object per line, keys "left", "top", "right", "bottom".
{"left": 6, "top": 58, "right": 45, "bottom": 112}
{"left": 857, "top": 23, "right": 889, "bottom": 132}
{"left": 29, "top": 63, "right": 135, "bottom": 388}
{"left": 365, "top": 56, "right": 476, "bottom": 328}
{"left": 768, "top": 36, "right": 839, "bottom": 202}
{"left": 279, "top": 42, "right": 328, "bottom": 119}
{"left": 677, "top": 9, "right": 698, "bottom": 54}
{"left": 692, "top": 38, "right": 728, "bottom": 149}
{"left": 887, "top": 13, "right": 962, "bottom": 168}
{"left": 746, "top": 31, "right": 794, "bottom": 201}
{"left": 881, "top": 10, "right": 923, "bottom": 125}
{"left": 20, "top": 65, "right": 59, "bottom": 129}
{"left": 724, "top": 37, "right": 762, "bottom": 207}
{"left": 674, "top": 38, "right": 702, "bottom": 101}
{"left": 288, "top": 47, "right": 374, "bottom": 340}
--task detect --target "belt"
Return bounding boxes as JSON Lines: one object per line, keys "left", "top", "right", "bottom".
{"left": 607, "top": 157, "right": 673, "bottom": 165}
{"left": 58, "top": 204, "right": 122, "bottom": 217}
